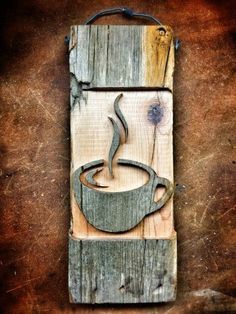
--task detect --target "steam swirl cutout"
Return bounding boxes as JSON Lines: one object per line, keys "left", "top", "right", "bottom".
{"left": 108, "top": 117, "right": 121, "bottom": 178}
{"left": 114, "top": 94, "right": 128, "bottom": 142}
{"left": 108, "top": 94, "right": 128, "bottom": 177}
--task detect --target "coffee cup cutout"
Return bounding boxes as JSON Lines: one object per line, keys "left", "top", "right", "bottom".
{"left": 73, "top": 159, "right": 173, "bottom": 232}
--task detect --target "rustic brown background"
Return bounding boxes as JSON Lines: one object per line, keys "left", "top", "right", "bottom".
{"left": 0, "top": 0, "right": 235, "bottom": 313}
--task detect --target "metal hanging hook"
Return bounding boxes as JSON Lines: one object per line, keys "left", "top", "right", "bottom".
{"left": 84, "top": 7, "right": 163, "bottom": 25}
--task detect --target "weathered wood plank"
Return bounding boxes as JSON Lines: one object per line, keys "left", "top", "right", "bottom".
{"left": 69, "top": 236, "right": 177, "bottom": 304}
{"left": 69, "top": 25, "right": 173, "bottom": 90}
{"left": 69, "top": 24, "right": 176, "bottom": 304}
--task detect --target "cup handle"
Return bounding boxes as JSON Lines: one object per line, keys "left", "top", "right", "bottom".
{"left": 149, "top": 175, "right": 174, "bottom": 215}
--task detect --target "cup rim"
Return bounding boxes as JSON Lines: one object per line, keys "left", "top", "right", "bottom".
{"left": 77, "top": 158, "right": 157, "bottom": 195}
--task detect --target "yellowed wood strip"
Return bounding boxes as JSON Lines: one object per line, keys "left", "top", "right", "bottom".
{"left": 143, "top": 26, "right": 173, "bottom": 88}
{"left": 164, "top": 39, "right": 175, "bottom": 91}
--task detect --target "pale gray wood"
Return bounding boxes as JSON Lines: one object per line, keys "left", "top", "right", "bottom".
{"left": 69, "top": 237, "right": 177, "bottom": 304}
{"left": 69, "top": 25, "right": 173, "bottom": 91}
{"left": 70, "top": 25, "right": 142, "bottom": 90}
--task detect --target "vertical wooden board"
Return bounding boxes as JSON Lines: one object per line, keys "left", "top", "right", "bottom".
{"left": 69, "top": 24, "right": 176, "bottom": 303}
{"left": 70, "top": 91, "right": 174, "bottom": 239}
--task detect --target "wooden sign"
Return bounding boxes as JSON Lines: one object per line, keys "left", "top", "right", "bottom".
{"left": 69, "top": 25, "right": 176, "bottom": 304}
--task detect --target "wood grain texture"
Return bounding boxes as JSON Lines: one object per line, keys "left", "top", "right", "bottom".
{"left": 70, "top": 91, "right": 174, "bottom": 239}
{"left": 69, "top": 236, "right": 176, "bottom": 304}
{"left": 69, "top": 25, "right": 173, "bottom": 90}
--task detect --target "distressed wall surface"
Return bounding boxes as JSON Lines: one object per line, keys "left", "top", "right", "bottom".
{"left": 0, "top": 0, "right": 235, "bottom": 313}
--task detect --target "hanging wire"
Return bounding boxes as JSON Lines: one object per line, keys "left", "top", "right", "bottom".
{"left": 84, "top": 7, "right": 162, "bottom": 25}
